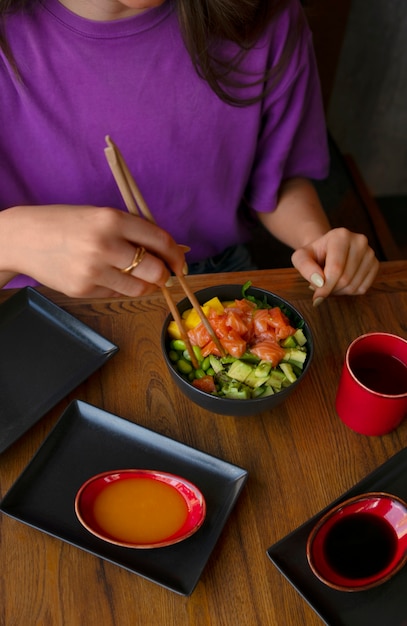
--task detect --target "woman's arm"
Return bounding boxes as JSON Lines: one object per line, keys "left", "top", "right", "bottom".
{"left": 0, "top": 271, "right": 17, "bottom": 288}
{"left": 0, "top": 204, "right": 186, "bottom": 297}
{"left": 258, "top": 177, "right": 379, "bottom": 304}
{"left": 258, "top": 177, "right": 331, "bottom": 249}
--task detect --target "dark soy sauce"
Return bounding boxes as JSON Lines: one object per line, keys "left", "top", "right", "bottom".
{"left": 324, "top": 513, "right": 397, "bottom": 579}
{"left": 351, "top": 352, "right": 407, "bottom": 395}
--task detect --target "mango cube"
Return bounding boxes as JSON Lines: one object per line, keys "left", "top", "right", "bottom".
{"left": 184, "top": 305, "right": 210, "bottom": 330}
{"left": 167, "top": 320, "right": 182, "bottom": 339}
{"left": 203, "top": 297, "right": 225, "bottom": 315}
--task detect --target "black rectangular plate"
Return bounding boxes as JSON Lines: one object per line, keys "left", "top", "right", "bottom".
{"left": 267, "top": 448, "right": 407, "bottom": 626}
{"left": 0, "top": 400, "right": 248, "bottom": 595}
{"left": 0, "top": 287, "right": 118, "bottom": 454}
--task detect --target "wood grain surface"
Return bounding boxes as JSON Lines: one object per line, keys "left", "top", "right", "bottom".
{"left": 0, "top": 261, "right": 406, "bottom": 626}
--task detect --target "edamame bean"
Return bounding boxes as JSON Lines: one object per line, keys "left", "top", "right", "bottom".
{"left": 183, "top": 345, "right": 203, "bottom": 363}
{"left": 183, "top": 349, "right": 192, "bottom": 361}
{"left": 171, "top": 339, "right": 186, "bottom": 352}
{"left": 193, "top": 345, "right": 203, "bottom": 362}
{"left": 177, "top": 358, "right": 193, "bottom": 375}
{"left": 201, "top": 356, "right": 211, "bottom": 371}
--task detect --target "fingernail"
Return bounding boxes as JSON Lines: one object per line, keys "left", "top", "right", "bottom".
{"left": 183, "top": 262, "right": 189, "bottom": 276}
{"left": 313, "top": 296, "right": 325, "bottom": 308}
{"left": 178, "top": 244, "right": 191, "bottom": 253}
{"left": 311, "top": 273, "right": 325, "bottom": 288}
{"left": 309, "top": 285, "right": 315, "bottom": 292}
{"left": 165, "top": 276, "right": 175, "bottom": 287}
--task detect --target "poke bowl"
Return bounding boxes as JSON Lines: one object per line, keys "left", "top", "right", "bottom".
{"left": 161, "top": 283, "right": 314, "bottom": 417}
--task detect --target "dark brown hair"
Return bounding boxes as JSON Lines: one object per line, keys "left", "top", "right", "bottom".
{"left": 175, "top": 0, "right": 299, "bottom": 105}
{"left": 0, "top": 0, "right": 301, "bottom": 105}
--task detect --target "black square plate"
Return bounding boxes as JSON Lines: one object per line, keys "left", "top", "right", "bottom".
{"left": 0, "top": 400, "right": 248, "bottom": 595}
{"left": 267, "top": 448, "right": 407, "bottom": 626}
{"left": 0, "top": 287, "right": 118, "bottom": 454}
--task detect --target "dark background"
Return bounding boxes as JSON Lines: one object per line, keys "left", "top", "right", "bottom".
{"left": 249, "top": 0, "right": 407, "bottom": 269}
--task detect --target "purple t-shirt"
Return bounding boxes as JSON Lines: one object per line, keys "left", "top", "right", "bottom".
{"left": 0, "top": 0, "right": 329, "bottom": 288}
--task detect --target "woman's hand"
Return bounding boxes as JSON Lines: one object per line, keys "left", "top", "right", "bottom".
{"left": 0, "top": 204, "right": 186, "bottom": 298}
{"left": 258, "top": 178, "right": 379, "bottom": 305}
{"left": 291, "top": 227, "right": 379, "bottom": 306}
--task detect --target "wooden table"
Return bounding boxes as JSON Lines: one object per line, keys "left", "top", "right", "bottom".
{"left": 1, "top": 261, "right": 406, "bottom": 626}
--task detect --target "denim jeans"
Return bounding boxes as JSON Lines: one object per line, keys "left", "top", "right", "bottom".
{"left": 187, "top": 244, "right": 258, "bottom": 275}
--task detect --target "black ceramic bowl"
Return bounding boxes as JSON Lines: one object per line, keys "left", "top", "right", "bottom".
{"left": 161, "top": 285, "right": 314, "bottom": 417}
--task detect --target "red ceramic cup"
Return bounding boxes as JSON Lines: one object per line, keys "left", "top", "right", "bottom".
{"left": 335, "top": 332, "right": 407, "bottom": 436}
{"left": 306, "top": 492, "right": 407, "bottom": 592}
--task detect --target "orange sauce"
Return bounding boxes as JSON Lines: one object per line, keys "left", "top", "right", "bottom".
{"left": 92, "top": 477, "right": 189, "bottom": 544}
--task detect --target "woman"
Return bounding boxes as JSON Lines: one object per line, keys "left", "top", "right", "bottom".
{"left": 0, "top": 0, "right": 378, "bottom": 302}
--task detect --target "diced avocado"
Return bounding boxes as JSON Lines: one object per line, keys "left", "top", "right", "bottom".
{"left": 226, "top": 360, "right": 254, "bottom": 383}
{"left": 294, "top": 328, "right": 307, "bottom": 346}
{"left": 221, "top": 355, "right": 239, "bottom": 365}
{"left": 281, "top": 335, "right": 297, "bottom": 348}
{"left": 282, "top": 348, "right": 307, "bottom": 366}
{"left": 279, "top": 362, "right": 297, "bottom": 383}
{"left": 240, "top": 351, "right": 260, "bottom": 364}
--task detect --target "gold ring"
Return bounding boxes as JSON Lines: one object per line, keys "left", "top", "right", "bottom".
{"left": 121, "top": 246, "right": 146, "bottom": 274}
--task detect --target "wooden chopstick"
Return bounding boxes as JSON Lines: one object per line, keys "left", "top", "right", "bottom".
{"left": 104, "top": 138, "right": 199, "bottom": 368}
{"left": 105, "top": 136, "right": 155, "bottom": 222}
{"left": 104, "top": 136, "right": 226, "bottom": 363}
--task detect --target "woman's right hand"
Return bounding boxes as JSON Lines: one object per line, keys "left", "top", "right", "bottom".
{"left": 0, "top": 204, "right": 187, "bottom": 298}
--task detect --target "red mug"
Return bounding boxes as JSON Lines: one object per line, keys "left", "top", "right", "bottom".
{"left": 335, "top": 332, "right": 407, "bottom": 436}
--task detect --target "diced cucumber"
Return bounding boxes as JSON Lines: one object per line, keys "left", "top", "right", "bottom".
{"left": 282, "top": 348, "right": 307, "bottom": 366}
{"left": 293, "top": 328, "right": 307, "bottom": 346}
{"left": 279, "top": 362, "right": 297, "bottom": 383}
{"left": 290, "top": 360, "right": 306, "bottom": 371}
{"left": 209, "top": 354, "right": 224, "bottom": 374}
{"left": 267, "top": 373, "right": 284, "bottom": 390}
{"left": 253, "top": 384, "right": 275, "bottom": 398}
{"left": 225, "top": 390, "right": 251, "bottom": 400}
{"left": 244, "top": 370, "right": 270, "bottom": 389}
{"left": 254, "top": 360, "right": 272, "bottom": 377}
{"left": 222, "top": 385, "right": 251, "bottom": 400}
{"left": 252, "top": 386, "right": 267, "bottom": 398}
{"left": 260, "top": 385, "right": 275, "bottom": 397}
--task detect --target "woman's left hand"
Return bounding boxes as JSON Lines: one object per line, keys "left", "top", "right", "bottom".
{"left": 291, "top": 227, "right": 379, "bottom": 306}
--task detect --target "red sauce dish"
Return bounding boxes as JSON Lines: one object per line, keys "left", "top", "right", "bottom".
{"left": 306, "top": 492, "right": 407, "bottom": 591}
{"left": 75, "top": 469, "right": 206, "bottom": 549}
